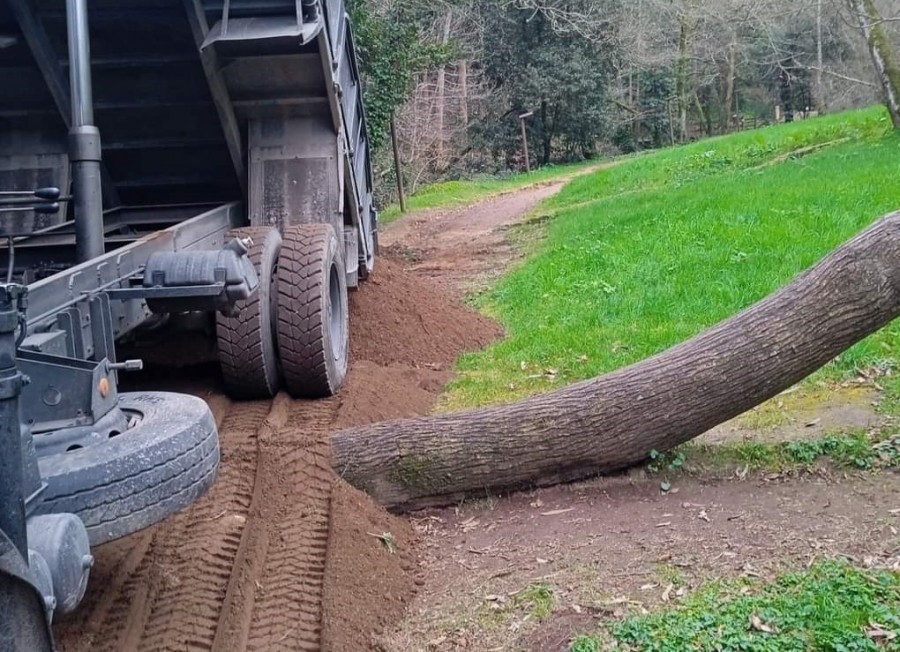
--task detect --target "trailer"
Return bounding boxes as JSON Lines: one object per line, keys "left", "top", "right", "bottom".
{"left": 0, "top": 0, "right": 377, "bottom": 646}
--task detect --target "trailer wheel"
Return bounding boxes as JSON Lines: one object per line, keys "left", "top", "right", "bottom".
{"left": 34, "top": 392, "right": 219, "bottom": 546}
{"left": 216, "top": 227, "right": 282, "bottom": 399}
{"left": 276, "top": 223, "right": 349, "bottom": 398}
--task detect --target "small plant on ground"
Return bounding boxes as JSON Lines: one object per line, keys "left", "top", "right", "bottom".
{"left": 513, "top": 583, "right": 555, "bottom": 619}
{"left": 655, "top": 564, "right": 686, "bottom": 588}
{"left": 647, "top": 449, "right": 686, "bottom": 475}
{"left": 474, "top": 582, "right": 556, "bottom": 632}
{"left": 690, "top": 430, "right": 900, "bottom": 474}
{"left": 570, "top": 634, "right": 602, "bottom": 652}
{"left": 367, "top": 531, "right": 395, "bottom": 554}
{"left": 646, "top": 448, "right": 686, "bottom": 492}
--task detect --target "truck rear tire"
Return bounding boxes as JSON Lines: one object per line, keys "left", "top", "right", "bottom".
{"left": 276, "top": 223, "right": 349, "bottom": 398}
{"left": 34, "top": 392, "right": 219, "bottom": 546}
{"left": 216, "top": 227, "right": 282, "bottom": 399}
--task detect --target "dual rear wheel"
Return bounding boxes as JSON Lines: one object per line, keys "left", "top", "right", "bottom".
{"left": 216, "top": 224, "right": 349, "bottom": 400}
{"left": 30, "top": 224, "right": 350, "bottom": 551}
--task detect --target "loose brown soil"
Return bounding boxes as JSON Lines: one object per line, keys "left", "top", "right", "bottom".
{"left": 52, "top": 254, "right": 500, "bottom": 652}
{"left": 385, "top": 470, "right": 900, "bottom": 651}
{"left": 347, "top": 257, "right": 502, "bottom": 368}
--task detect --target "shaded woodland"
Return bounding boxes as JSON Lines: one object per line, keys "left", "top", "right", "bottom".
{"left": 348, "top": 0, "right": 900, "bottom": 199}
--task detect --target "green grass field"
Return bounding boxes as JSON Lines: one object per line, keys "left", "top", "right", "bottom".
{"left": 441, "top": 106, "right": 900, "bottom": 410}
{"left": 379, "top": 159, "right": 599, "bottom": 223}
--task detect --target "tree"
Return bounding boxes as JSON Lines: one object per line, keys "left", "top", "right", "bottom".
{"left": 473, "top": 1, "right": 612, "bottom": 165}
{"left": 351, "top": 0, "right": 886, "bottom": 191}
{"left": 846, "top": 0, "right": 900, "bottom": 128}
{"left": 333, "top": 211, "right": 900, "bottom": 511}
{"left": 348, "top": 0, "right": 452, "bottom": 150}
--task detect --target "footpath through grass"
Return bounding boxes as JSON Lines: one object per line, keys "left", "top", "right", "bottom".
{"left": 379, "top": 159, "right": 599, "bottom": 223}
{"left": 442, "top": 106, "right": 900, "bottom": 410}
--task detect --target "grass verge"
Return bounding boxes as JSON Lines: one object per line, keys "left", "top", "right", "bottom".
{"left": 570, "top": 559, "right": 900, "bottom": 651}
{"left": 441, "top": 106, "right": 900, "bottom": 411}
{"left": 681, "top": 428, "right": 900, "bottom": 475}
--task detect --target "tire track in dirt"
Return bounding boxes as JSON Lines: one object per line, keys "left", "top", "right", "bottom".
{"left": 132, "top": 400, "right": 274, "bottom": 652}
{"left": 240, "top": 399, "right": 337, "bottom": 651}
{"left": 56, "top": 244, "right": 507, "bottom": 650}
{"left": 208, "top": 393, "right": 292, "bottom": 651}
{"left": 58, "top": 531, "right": 154, "bottom": 650}
{"left": 55, "top": 397, "right": 274, "bottom": 652}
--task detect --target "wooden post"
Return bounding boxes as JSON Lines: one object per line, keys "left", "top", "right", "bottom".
{"left": 390, "top": 114, "right": 406, "bottom": 213}
{"left": 518, "top": 111, "right": 533, "bottom": 173}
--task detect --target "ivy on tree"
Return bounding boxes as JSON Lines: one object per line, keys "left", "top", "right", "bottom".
{"left": 348, "top": 0, "right": 455, "bottom": 151}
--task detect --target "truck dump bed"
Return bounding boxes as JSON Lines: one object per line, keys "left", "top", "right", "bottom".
{"left": 1, "top": 0, "right": 375, "bottom": 278}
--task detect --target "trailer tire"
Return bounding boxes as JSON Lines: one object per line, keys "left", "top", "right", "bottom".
{"left": 216, "top": 227, "right": 282, "bottom": 399}
{"left": 34, "top": 392, "right": 219, "bottom": 546}
{"left": 276, "top": 223, "right": 349, "bottom": 398}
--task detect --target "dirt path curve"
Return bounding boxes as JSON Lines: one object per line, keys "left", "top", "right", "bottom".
{"left": 381, "top": 169, "right": 599, "bottom": 295}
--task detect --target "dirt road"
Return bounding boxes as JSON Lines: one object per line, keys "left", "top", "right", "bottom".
{"left": 380, "top": 180, "right": 567, "bottom": 296}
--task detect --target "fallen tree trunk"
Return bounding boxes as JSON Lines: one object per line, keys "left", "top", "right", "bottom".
{"left": 333, "top": 211, "right": 900, "bottom": 511}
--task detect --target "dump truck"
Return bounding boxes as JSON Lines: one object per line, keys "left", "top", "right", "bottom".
{"left": 0, "top": 0, "right": 376, "bottom": 647}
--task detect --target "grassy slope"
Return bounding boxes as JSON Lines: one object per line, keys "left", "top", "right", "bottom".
{"left": 443, "top": 107, "right": 900, "bottom": 410}
{"left": 379, "top": 159, "right": 599, "bottom": 223}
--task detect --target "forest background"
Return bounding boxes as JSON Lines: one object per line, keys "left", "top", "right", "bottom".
{"left": 346, "top": 0, "right": 900, "bottom": 203}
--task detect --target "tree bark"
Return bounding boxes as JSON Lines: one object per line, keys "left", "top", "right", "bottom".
{"left": 847, "top": 0, "right": 900, "bottom": 129}
{"left": 675, "top": 13, "right": 692, "bottom": 140}
{"left": 722, "top": 35, "right": 737, "bottom": 133}
{"left": 434, "top": 10, "right": 453, "bottom": 169}
{"left": 458, "top": 60, "right": 469, "bottom": 130}
{"left": 815, "top": 0, "right": 826, "bottom": 114}
{"left": 693, "top": 91, "right": 710, "bottom": 137}
{"left": 332, "top": 211, "right": 900, "bottom": 511}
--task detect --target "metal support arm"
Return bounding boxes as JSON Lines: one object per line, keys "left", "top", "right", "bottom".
{"left": 66, "top": 0, "right": 105, "bottom": 263}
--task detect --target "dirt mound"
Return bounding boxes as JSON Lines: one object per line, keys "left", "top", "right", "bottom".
{"left": 334, "top": 361, "right": 452, "bottom": 430}
{"left": 321, "top": 254, "right": 501, "bottom": 648}
{"left": 321, "top": 481, "right": 420, "bottom": 652}
{"left": 53, "top": 252, "right": 501, "bottom": 651}
{"left": 349, "top": 257, "right": 503, "bottom": 369}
